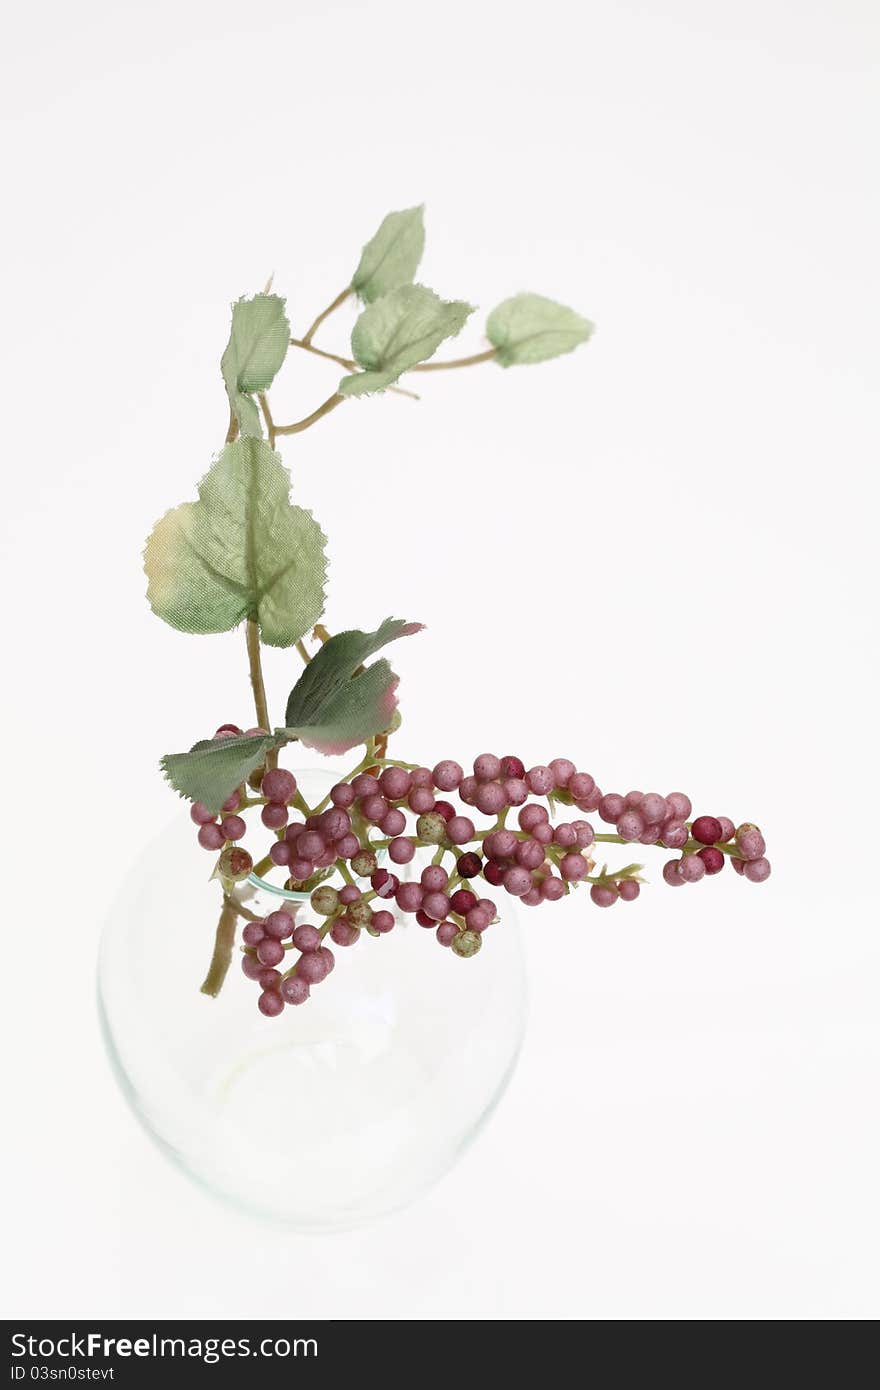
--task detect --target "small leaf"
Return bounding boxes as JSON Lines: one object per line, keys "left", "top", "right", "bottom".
{"left": 486, "top": 293, "right": 594, "bottom": 366}
{"left": 351, "top": 206, "right": 425, "bottom": 304}
{"left": 162, "top": 731, "right": 281, "bottom": 814}
{"left": 221, "top": 293, "right": 290, "bottom": 436}
{"left": 144, "top": 437, "right": 327, "bottom": 647}
{"left": 284, "top": 617, "right": 423, "bottom": 754}
{"left": 339, "top": 285, "right": 474, "bottom": 397}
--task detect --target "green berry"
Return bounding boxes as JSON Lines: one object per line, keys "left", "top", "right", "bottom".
{"left": 347, "top": 900, "right": 374, "bottom": 929}
{"left": 351, "top": 850, "right": 378, "bottom": 877}
{"left": 416, "top": 812, "right": 447, "bottom": 845}
{"left": 218, "top": 844, "right": 253, "bottom": 882}
{"left": 310, "top": 885, "right": 339, "bottom": 916}
{"left": 451, "top": 929, "right": 482, "bottom": 958}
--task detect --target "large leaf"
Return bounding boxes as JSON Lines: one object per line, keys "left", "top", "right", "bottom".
{"left": 486, "top": 293, "right": 594, "bottom": 366}
{"left": 162, "top": 732, "right": 282, "bottom": 814}
{"left": 351, "top": 206, "right": 425, "bottom": 304}
{"left": 339, "top": 285, "right": 474, "bottom": 397}
{"left": 284, "top": 617, "right": 423, "bottom": 754}
{"left": 144, "top": 437, "right": 326, "bottom": 647}
{"left": 221, "top": 293, "right": 290, "bottom": 436}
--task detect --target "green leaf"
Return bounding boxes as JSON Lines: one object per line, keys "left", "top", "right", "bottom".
{"left": 339, "top": 285, "right": 474, "bottom": 397}
{"left": 162, "top": 732, "right": 281, "bottom": 814}
{"left": 283, "top": 617, "right": 423, "bottom": 754}
{"left": 351, "top": 206, "right": 425, "bottom": 304}
{"left": 486, "top": 293, "right": 594, "bottom": 366}
{"left": 221, "top": 293, "right": 290, "bottom": 436}
{"left": 144, "top": 437, "right": 327, "bottom": 647}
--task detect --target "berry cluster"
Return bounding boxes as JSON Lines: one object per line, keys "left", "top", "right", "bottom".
{"left": 194, "top": 740, "right": 771, "bottom": 1016}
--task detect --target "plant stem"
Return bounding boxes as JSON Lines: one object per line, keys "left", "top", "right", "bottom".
{"left": 302, "top": 287, "right": 352, "bottom": 345}
{"left": 258, "top": 391, "right": 276, "bottom": 447}
{"left": 275, "top": 393, "right": 346, "bottom": 436}
{"left": 246, "top": 618, "right": 277, "bottom": 772}
{"left": 296, "top": 639, "right": 310, "bottom": 665}
{"left": 288, "top": 339, "right": 420, "bottom": 400}
{"left": 225, "top": 409, "right": 239, "bottom": 444}
{"left": 409, "top": 348, "right": 497, "bottom": 372}
{"left": 200, "top": 899, "right": 239, "bottom": 997}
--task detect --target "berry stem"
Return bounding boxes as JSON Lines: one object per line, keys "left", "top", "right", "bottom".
{"left": 257, "top": 391, "right": 277, "bottom": 448}
{"left": 200, "top": 898, "right": 239, "bottom": 997}
{"left": 275, "top": 393, "right": 346, "bottom": 437}
{"left": 408, "top": 347, "right": 497, "bottom": 372}
{"left": 245, "top": 618, "right": 275, "bottom": 773}
{"left": 288, "top": 339, "right": 420, "bottom": 400}
{"left": 301, "top": 286, "right": 352, "bottom": 345}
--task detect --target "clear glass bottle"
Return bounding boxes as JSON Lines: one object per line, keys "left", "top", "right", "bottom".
{"left": 98, "top": 770, "right": 528, "bottom": 1229}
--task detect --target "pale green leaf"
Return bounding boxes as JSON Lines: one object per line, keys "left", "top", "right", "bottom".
{"left": 162, "top": 732, "right": 281, "bottom": 814}
{"left": 351, "top": 206, "right": 425, "bottom": 303}
{"left": 284, "top": 617, "right": 422, "bottom": 752}
{"left": 486, "top": 293, "right": 594, "bottom": 366}
{"left": 339, "top": 285, "right": 474, "bottom": 397}
{"left": 221, "top": 293, "right": 290, "bottom": 436}
{"left": 144, "top": 437, "right": 326, "bottom": 647}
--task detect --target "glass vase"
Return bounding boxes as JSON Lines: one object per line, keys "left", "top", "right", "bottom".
{"left": 98, "top": 769, "right": 528, "bottom": 1230}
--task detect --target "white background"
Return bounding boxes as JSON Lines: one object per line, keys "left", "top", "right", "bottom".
{"left": 1, "top": 0, "right": 877, "bottom": 1321}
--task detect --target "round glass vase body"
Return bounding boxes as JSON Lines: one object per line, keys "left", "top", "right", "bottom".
{"left": 98, "top": 769, "right": 527, "bottom": 1229}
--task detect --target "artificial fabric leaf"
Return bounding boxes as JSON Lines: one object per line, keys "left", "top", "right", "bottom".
{"left": 339, "top": 285, "right": 474, "bottom": 397}
{"left": 351, "top": 206, "right": 425, "bottom": 304}
{"left": 144, "top": 437, "right": 327, "bottom": 647}
{"left": 282, "top": 620, "right": 421, "bottom": 754}
{"left": 162, "top": 731, "right": 281, "bottom": 814}
{"left": 221, "top": 293, "right": 290, "bottom": 436}
{"left": 486, "top": 293, "right": 594, "bottom": 366}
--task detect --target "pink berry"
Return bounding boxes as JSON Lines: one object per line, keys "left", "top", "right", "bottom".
{"left": 409, "top": 786, "right": 436, "bottom": 813}
{"left": 297, "top": 830, "right": 325, "bottom": 859}
{"left": 590, "top": 883, "right": 618, "bottom": 907}
{"left": 692, "top": 816, "right": 722, "bottom": 846}
{"left": 421, "top": 864, "right": 449, "bottom": 891}
{"left": 744, "top": 856, "right": 771, "bottom": 883}
{"left": 280, "top": 976, "right": 310, "bottom": 1005}
{"left": 466, "top": 906, "right": 492, "bottom": 931}
{"left": 320, "top": 808, "right": 351, "bottom": 842}
{"left": 716, "top": 816, "right": 736, "bottom": 843}
{"left": 598, "top": 793, "right": 625, "bottom": 824}
{"left": 518, "top": 804, "right": 549, "bottom": 832}
{"left": 351, "top": 773, "right": 380, "bottom": 799}
{"left": 624, "top": 790, "right": 644, "bottom": 808}
{"left": 731, "top": 855, "right": 746, "bottom": 875}
{"left": 735, "top": 824, "right": 766, "bottom": 860}
{"left": 446, "top": 815, "right": 475, "bottom": 845}
{"left": 261, "top": 802, "right": 289, "bottom": 830}
{"left": 522, "top": 887, "right": 542, "bottom": 906}
{"left": 338, "top": 884, "right": 361, "bottom": 905}
{"left": 516, "top": 839, "right": 545, "bottom": 870}
{"left": 222, "top": 789, "right": 242, "bottom": 813}
{"left": 540, "top": 875, "right": 565, "bottom": 902}
{"left": 553, "top": 823, "right": 578, "bottom": 848}
{"left": 616, "top": 809, "right": 645, "bottom": 842}
{"left": 458, "top": 775, "right": 478, "bottom": 805}
{"left": 568, "top": 772, "right": 595, "bottom": 801}
{"left": 241, "top": 953, "right": 263, "bottom": 980}
{"left": 378, "top": 766, "right": 411, "bottom": 799}
{"left": 641, "top": 793, "right": 667, "bottom": 824}
{"left": 475, "top": 782, "right": 507, "bottom": 816}
{"left": 666, "top": 792, "right": 692, "bottom": 821}
{"left": 410, "top": 766, "right": 433, "bottom": 787}
{"left": 526, "top": 765, "right": 554, "bottom": 795}
{"left": 242, "top": 921, "right": 265, "bottom": 946}
{"left": 388, "top": 836, "right": 415, "bottom": 865}
{"left": 572, "top": 820, "right": 594, "bottom": 848}
{"left": 618, "top": 880, "right": 640, "bottom": 902}
{"left": 433, "top": 759, "right": 464, "bottom": 791}
{"left": 264, "top": 910, "right": 295, "bottom": 939}
{"left": 337, "top": 833, "right": 360, "bottom": 859}
{"left": 258, "top": 989, "right": 284, "bottom": 1017}
{"left": 190, "top": 801, "right": 215, "bottom": 825}
{"left": 560, "top": 853, "right": 588, "bottom": 882}
{"left": 197, "top": 822, "right": 225, "bottom": 851}
{"left": 373, "top": 910, "right": 395, "bottom": 933}
{"left": 330, "top": 919, "right": 360, "bottom": 946}
{"left": 662, "top": 859, "right": 686, "bottom": 887}
{"left": 258, "top": 967, "right": 282, "bottom": 990}
{"left": 662, "top": 823, "right": 689, "bottom": 850}
{"left": 381, "top": 808, "right": 407, "bottom": 836}
{"left": 423, "top": 891, "right": 452, "bottom": 921}
{"left": 503, "top": 778, "right": 529, "bottom": 806}
{"left": 360, "top": 794, "right": 386, "bottom": 823}
{"left": 285, "top": 822, "right": 305, "bottom": 842}
{"left": 549, "top": 758, "right": 576, "bottom": 788}
{"left": 256, "top": 938, "right": 284, "bottom": 966}
{"left": 679, "top": 854, "right": 706, "bottom": 882}
{"left": 396, "top": 882, "right": 424, "bottom": 913}
{"left": 220, "top": 814, "right": 246, "bottom": 841}
{"left": 699, "top": 847, "right": 725, "bottom": 874}
{"left": 473, "top": 753, "right": 502, "bottom": 782}
{"left": 289, "top": 857, "right": 314, "bottom": 880}
{"left": 485, "top": 829, "right": 518, "bottom": 860}
{"left": 292, "top": 923, "right": 321, "bottom": 952}
{"left": 503, "top": 866, "right": 532, "bottom": 897}
{"left": 296, "top": 951, "right": 330, "bottom": 984}
{"left": 436, "top": 921, "right": 458, "bottom": 946}
{"left": 261, "top": 768, "right": 296, "bottom": 803}
{"left": 330, "top": 782, "right": 356, "bottom": 808}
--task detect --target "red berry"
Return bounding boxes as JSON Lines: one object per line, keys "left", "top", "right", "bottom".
{"left": 692, "top": 815, "right": 723, "bottom": 845}
{"left": 371, "top": 868, "right": 400, "bottom": 899}
{"left": 483, "top": 860, "right": 506, "bottom": 886}
{"left": 500, "top": 755, "right": 525, "bottom": 779}
{"left": 698, "top": 846, "right": 725, "bottom": 874}
{"left": 415, "top": 909, "right": 435, "bottom": 928}
{"left": 456, "top": 852, "right": 482, "bottom": 879}
{"left": 433, "top": 800, "right": 455, "bottom": 822}
{"left": 450, "top": 888, "right": 477, "bottom": 915}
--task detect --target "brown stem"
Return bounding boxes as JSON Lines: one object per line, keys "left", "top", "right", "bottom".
{"left": 223, "top": 892, "right": 261, "bottom": 923}
{"left": 225, "top": 408, "right": 240, "bottom": 443}
{"left": 296, "top": 638, "right": 310, "bottom": 664}
{"left": 409, "top": 347, "right": 497, "bottom": 372}
{"left": 302, "top": 286, "right": 352, "bottom": 345}
{"left": 289, "top": 339, "right": 420, "bottom": 401}
{"left": 275, "top": 393, "right": 346, "bottom": 436}
{"left": 200, "top": 899, "right": 239, "bottom": 997}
